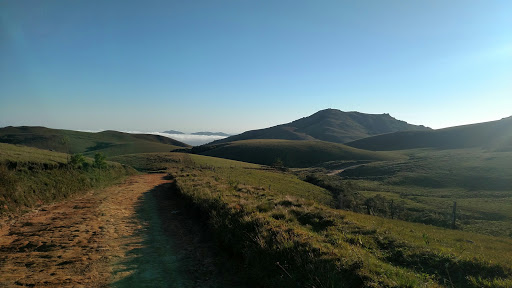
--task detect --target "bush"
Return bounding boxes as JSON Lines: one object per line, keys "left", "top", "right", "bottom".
{"left": 93, "top": 153, "right": 107, "bottom": 169}
{"left": 69, "top": 154, "right": 86, "bottom": 169}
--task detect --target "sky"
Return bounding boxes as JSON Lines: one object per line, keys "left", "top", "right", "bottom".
{"left": 1, "top": 0, "right": 511, "bottom": 134}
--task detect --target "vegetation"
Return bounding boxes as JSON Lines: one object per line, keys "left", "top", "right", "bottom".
{"left": 165, "top": 155, "right": 512, "bottom": 287}
{"left": 347, "top": 116, "right": 512, "bottom": 151}
{"left": 0, "top": 143, "right": 135, "bottom": 215}
{"left": 209, "top": 109, "right": 429, "bottom": 145}
{"left": 193, "top": 139, "right": 401, "bottom": 167}
{"left": 0, "top": 126, "right": 190, "bottom": 158}
{"left": 4, "top": 117, "right": 512, "bottom": 287}
{"left": 322, "top": 148, "right": 512, "bottom": 237}
{"left": 113, "top": 152, "right": 512, "bottom": 287}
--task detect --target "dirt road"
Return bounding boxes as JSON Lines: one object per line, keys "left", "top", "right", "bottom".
{"left": 0, "top": 174, "right": 244, "bottom": 287}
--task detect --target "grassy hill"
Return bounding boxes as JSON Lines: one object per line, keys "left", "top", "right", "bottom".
{"left": 314, "top": 147, "right": 512, "bottom": 237}
{"left": 0, "top": 126, "right": 190, "bottom": 157}
{"left": 0, "top": 143, "right": 135, "bottom": 215}
{"left": 192, "top": 139, "right": 400, "bottom": 167}
{"left": 347, "top": 116, "right": 512, "bottom": 151}
{"left": 112, "top": 152, "right": 512, "bottom": 287}
{"left": 209, "top": 109, "right": 430, "bottom": 145}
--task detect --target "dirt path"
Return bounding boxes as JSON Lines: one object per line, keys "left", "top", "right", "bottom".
{"left": 327, "top": 164, "right": 366, "bottom": 176}
{"left": 0, "top": 174, "right": 245, "bottom": 287}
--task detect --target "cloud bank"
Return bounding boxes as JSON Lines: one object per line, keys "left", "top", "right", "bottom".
{"left": 147, "top": 132, "right": 227, "bottom": 146}
{"left": 76, "top": 130, "right": 227, "bottom": 146}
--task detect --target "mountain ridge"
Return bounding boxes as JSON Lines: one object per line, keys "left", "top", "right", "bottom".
{"left": 208, "top": 109, "right": 430, "bottom": 145}
{"left": 347, "top": 116, "right": 512, "bottom": 151}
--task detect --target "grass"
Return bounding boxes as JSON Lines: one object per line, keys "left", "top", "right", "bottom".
{"left": 194, "top": 139, "right": 401, "bottom": 167}
{"left": 116, "top": 152, "right": 512, "bottom": 287}
{"left": 347, "top": 115, "right": 512, "bottom": 151}
{"left": 0, "top": 126, "right": 190, "bottom": 158}
{"left": 334, "top": 148, "right": 512, "bottom": 237}
{"left": 0, "top": 143, "right": 135, "bottom": 215}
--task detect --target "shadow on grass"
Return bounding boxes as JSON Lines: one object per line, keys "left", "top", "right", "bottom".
{"left": 110, "top": 182, "right": 188, "bottom": 288}
{"left": 110, "top": 177, "right": 248, "bottom": 288}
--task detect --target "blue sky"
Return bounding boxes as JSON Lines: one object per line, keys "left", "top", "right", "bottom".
{"left": 1, "top": 0, "right": 511, "bottom": 133}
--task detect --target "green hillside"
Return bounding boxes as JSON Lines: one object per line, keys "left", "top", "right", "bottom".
{"left": 0, "top": 126, "right": 190, "bottom": 157}
{"left": 210, "top": 109, "right": 430, "bottom": 145}
{"left": 113, "top": 152, "right": 512, "bottom": 287}
{"left": 0, "top": 143, "right": 134, "bottom": 214}
{"left": 193, "top": 139, "right": 401, "bottom": 167}
{"left": 318, "top": 147, "right": 512, "bottom": 237}
{"left": 347, "top": 116, "right": 512, "bottom": 151}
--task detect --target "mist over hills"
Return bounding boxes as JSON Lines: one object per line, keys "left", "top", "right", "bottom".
{"left": 347, "top": 116, "right": 512, "bottom": 151}
{"left": 208, "top": 109, "right": 430, "bottom": 145}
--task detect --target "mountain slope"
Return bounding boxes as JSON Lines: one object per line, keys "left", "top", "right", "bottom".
{"left": 0, "top": 126, "right": 190, "bottom": 157}
{"left": 347, "top": 116, "right": 512, "bottom": 151}
{"left": 194, "top": 139, "right": 400, "bottom": 167}
{"left": 209, "top": 109, "right": 429, "bottom": 145}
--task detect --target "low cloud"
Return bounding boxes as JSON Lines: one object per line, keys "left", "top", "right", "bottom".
{"left": 147, "top": 132, "right": 227, "bottom": 146}
{"left": 76, "top": 130, "right": 227, "bottom": 146}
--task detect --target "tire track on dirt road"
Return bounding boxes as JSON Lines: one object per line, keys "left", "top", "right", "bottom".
{"left": 0, "top": 173, "right": 245, "bottom": 287}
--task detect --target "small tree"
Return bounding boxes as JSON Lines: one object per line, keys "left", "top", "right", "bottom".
{"left": 61, "top": 136, "right": 70, "bottom": 163}
{"left": 69, "top": 154, "right": 86, "bottom": 169}
{"left": 272, "top": 158, "right": 286, "bottom": 171}
{"left": 93, "top": 153, "right": 107, "bottom": 169}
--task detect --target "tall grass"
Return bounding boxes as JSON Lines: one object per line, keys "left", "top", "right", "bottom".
{"left": 0, "top": 143, "right": 135, "bottom": 215}
{"left": 164, "top": 153, "right": 512, "bottom": 287}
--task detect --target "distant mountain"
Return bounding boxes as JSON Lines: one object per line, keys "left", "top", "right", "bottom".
{"left": 192, "top": 132, "right": 231, "bottom": 136}
{"left": 347, "top": 116, "right": 512, "bottom": 151}
{"left": 209, "top": 109, "right": 430, "bottom": 145}
{"left": 162, "top": 130, "right": 185, "bottom": 134}
{"left": 0, "top": 126, "right": 190, "bottom": 157}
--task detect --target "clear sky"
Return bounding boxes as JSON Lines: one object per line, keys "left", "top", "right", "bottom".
{"left": 1, "top": 0, "right": 511, "bottom": 134}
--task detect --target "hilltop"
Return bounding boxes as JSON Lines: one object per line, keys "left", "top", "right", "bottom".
{"left": 208, "top": 109, "right": 430, "bottom": 145}
{"left": 347, "top": 116, "right": 512, "bottom": 151}
{"left": 0, "top": 126, "right": 190, "bottom": 157}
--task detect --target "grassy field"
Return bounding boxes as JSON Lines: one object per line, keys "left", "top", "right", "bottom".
{"left": 194, "top": 139, "right": 401, "bottom": 167}
{"left": 0, "top": 126, "right": 190, "bottom": 158}
{"left": 0, "top": 143, "right": 135, "bottom": 215}
{"left": 113, "top": 152, "right": 512, "bottom": 287}
{"left": 324, "top": 148, "right": 512, "bottom": 237}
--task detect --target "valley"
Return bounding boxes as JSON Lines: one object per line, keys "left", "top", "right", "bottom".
{"left": 1, "top": 109, "right": 512, "bottom": 287}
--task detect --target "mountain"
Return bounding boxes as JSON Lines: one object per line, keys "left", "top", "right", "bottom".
{"left": 193, "top": 139, "right": 400, "bottom": 167}
{"left": 162, "top": 130, "right": 185, "bottom": 134}
{"left": 191, "top": 132, "right": 231, "bottom": 136}
{"left": 208, "top": 109, "right": 430, "bottom": 145}
{"left": 0, "top": 126, "right": 190, "bottom": 157}
{"left": 347, "top": 116, "right": 512, "bottom": 151}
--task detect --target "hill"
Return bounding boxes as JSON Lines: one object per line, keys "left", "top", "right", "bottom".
{"left": 193, "top": 139, "right": 400, "bottom": 167}
{"left": 0, "top": 143, "right": 134, "bottom": 214}
{"left": 208, "top": 109, "right": 430, "bottom": 145}
{"left": 347, "top": 116, "right": 512, "bottom": 151}
{"left": 191, "top": 131, "right": 231, "bottom": 136}
{"left": 162, "top": 130, "right": 184, "bottom": 134}
{"left": 0, "top": 126, "right": 190, "bottom": 157}
{"left": 119, "top": 152, "right": 512, "bottom": 287}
